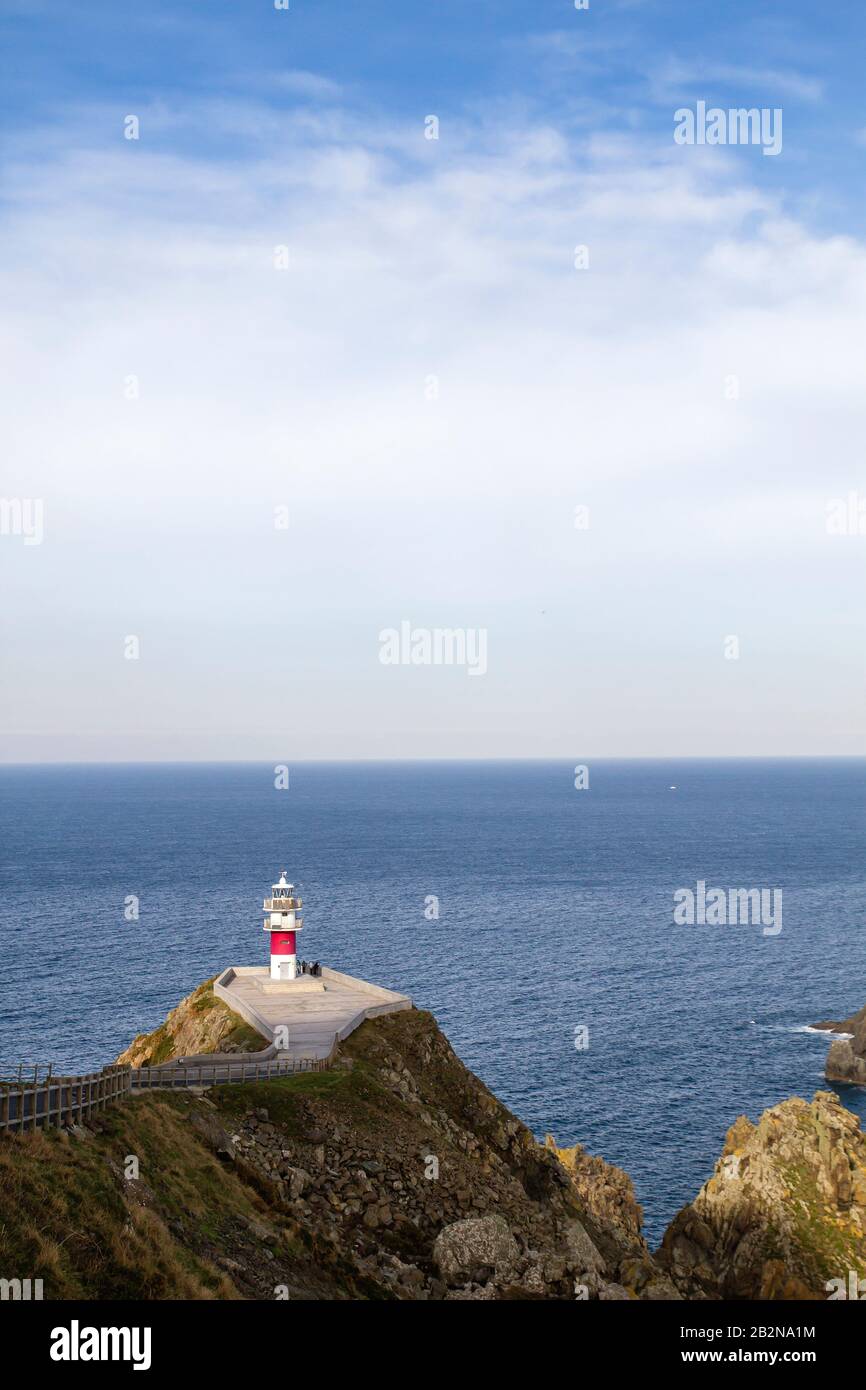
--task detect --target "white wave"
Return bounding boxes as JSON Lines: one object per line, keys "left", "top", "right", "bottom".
{"left": 795, "top": 1025, "right": 853, "bottom": 1039}
{"left": 748, "top": 1022, "right": 853, "bottom": 1038}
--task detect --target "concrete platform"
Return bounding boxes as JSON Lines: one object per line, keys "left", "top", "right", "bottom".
{"left": 257, "top": 976, "right": 326, "bottom": 995}
{"left": 214, "top": 965, "right": 412, "bottom": 1061}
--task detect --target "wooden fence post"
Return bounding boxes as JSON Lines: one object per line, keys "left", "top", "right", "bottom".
{"left": 0, "top": 1062, "right": 141, "bottom": 1133}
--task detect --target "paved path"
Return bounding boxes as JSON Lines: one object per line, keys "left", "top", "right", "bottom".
{"left": 213, "top": 965, "right": 412, "bottom": 1061}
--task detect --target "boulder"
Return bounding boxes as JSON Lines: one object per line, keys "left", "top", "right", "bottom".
{"left": 433, "top": 1215, "right": 520, "bottom": 1287}
{"left": 563, "top": 1218, "right": 606, "bottom": 1275}
{"left": 826, "top": 1038, "right": 866, "bottom": 1086}
{"left": 283, "top": 1166, "right": 312, "bottom": 1200}
{"left": 189, "top": 1109, "right": 236, "bottom": 1161}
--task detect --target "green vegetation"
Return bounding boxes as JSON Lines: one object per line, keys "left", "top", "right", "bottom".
{"left": 0, "top": 1090, "right": 348, "bottom": 1300}
{"left": 210, "top": 1059, "right": 383, "bottom": 1139}
{"left": 213, "top": 1068, "right": 350, "bottom": 1112}
{"left": 0, "top": 1095, "right": 239, "bottom": 1298}
{"left": 778, "top": 1116, "right": 866, "bottom": 1281}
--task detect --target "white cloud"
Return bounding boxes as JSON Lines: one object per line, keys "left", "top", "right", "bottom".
{"left": 648, "top": 57, "right": 824, "bottom": 105}
{"left": 1, "top": 103, "right": 863, "bottom": 759}
{"left": 249, "top": 69, "right": 344, "bottom": 101}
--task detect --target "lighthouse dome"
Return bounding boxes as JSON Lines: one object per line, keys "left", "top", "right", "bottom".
{"left": 270, "top": 870, "right": 299, "bottom": 900}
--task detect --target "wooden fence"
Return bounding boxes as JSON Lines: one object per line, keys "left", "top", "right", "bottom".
{"left": 130, "top": 1053, "right": 333, "bottom": 1091}
{"left": 0, "top": 1066, "right": 132, "bottom": 1134}
{"left": 0, "top": 1040, "right": 339, "bottom": 1134}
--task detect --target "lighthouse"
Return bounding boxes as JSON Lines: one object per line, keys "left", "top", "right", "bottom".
{"left": 263, "top": 871, "right": 303, "bottom": 980}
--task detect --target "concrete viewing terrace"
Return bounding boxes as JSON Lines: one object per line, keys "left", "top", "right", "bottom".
{"left": 213, "top": 965, "right": 412, "bottom": 1061}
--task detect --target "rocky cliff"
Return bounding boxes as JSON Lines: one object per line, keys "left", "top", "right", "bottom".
{"left": 658, "top": 1091, "right": 866, "bottom": 1299}
{"left": 195, "top": 1008, "right": 680, "bottom": 1300}
{"left": 116, "top": 977, "right": 266, "bottom": 1066}
{"left": 812, "top": 1002, "right": 866, "bottom": 1087}
{"left": 1, "top": 999, "right": 675, "bottom": 1301}
{"left": 6, "top": 984, "right": 866, "bottom": 1301}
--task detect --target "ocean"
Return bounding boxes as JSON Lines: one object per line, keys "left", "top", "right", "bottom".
{"left": 1, "top": 757, "right": 864, "bottom": 1246}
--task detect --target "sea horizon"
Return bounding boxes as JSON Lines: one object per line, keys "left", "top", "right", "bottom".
{"left": 2, "top": 754, "right": 863, "bottom": 766}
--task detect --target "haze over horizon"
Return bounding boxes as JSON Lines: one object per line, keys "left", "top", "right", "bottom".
{"left": 2, "top": 755, "right": 865, "bottom": 769}
{"left": 2, "top": 1, "right": 865, "bottom": 762}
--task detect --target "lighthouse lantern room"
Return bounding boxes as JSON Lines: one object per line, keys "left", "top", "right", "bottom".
{"left": 263, "top": 871, "right": 303, "bottom": 980}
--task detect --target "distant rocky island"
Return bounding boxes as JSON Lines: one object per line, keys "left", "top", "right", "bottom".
{"left": 812, "top": 1000, "right": 866, "bottom": 1087}
{"left": 1, "top": 981, "right": 865, "bottom": 1300}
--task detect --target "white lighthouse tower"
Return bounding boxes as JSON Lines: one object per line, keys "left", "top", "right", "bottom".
{"left": 263, "top": 871, "right": 304, "bottom": 980}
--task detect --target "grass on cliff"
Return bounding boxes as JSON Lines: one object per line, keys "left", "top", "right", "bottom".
{"left": 208, "top": 1010, "right": 447, "bottom": 1133}
{"left": 209, "top": 1060, "right": 375, "bottom": 1138}
{"left": 0, "top": 1094, "right": 253, "bottom": 1298}
{"left": 211, "top": 1010, "right": 448, "bottom": 1130}
{"left": 0, "top": 1089, "right": 357, "bottom": 1300}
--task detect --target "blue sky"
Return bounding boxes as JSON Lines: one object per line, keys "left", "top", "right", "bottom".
{"left": 4, "top": 1, "right": 866, "bottom": 206}
{"left": 1, "top": 1, "right": 864, "bottom": 759}
{"left": 2, "top": 7, "right": 863, "bottom": 145}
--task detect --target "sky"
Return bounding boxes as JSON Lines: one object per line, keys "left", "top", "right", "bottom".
{"left": 1, "top": 0, "right": 865, "bottom": 760}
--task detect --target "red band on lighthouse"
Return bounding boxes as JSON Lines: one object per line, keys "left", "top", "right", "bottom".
{"left": 271, "top": 931, "right": 296, "bottom": 956}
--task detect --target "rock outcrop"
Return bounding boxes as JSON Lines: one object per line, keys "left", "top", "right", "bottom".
{"left": 812, "top": 1002, "right": 866, "bottom": 1086}
{"left": 658, "top": 1091, "right": 866, "bottom": 1299}
{"left": 825, "top": 1039, "right": 866, "bottom": 1087}
{"left": 548, "top": 1136, "right": 646, "bottom": 1255}
{"left": 116, "top": 977, "right": 266, "bottom": 1066}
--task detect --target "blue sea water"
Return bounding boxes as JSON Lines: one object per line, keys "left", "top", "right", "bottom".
{"left": 1, "top": 758, "right": 864, "bottom": 1245}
